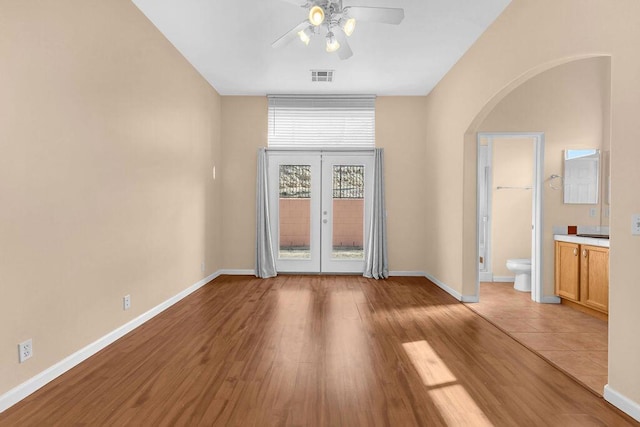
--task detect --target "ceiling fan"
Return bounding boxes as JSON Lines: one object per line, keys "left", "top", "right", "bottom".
{"left": 272, "top": 0, "right": 405, "bottom": 60}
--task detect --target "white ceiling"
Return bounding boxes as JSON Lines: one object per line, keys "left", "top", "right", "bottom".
{"left": 131, "top": 0, "right": 511, "bottom": 96}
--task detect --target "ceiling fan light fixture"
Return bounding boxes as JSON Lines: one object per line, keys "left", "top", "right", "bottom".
{"left": 325, "top": 31, "right": 340, "bottom": 52}
{"left": 341, "top": 18, "right": 356, "bottom": 36}
{"left": 271, "top": 2, "right": 404, "bottom": 60}
{"left": 309, "top": 6, "right": 325, "bottom": 26}
{"left": 297, "top": 26, "right": 312, "bottom": 45}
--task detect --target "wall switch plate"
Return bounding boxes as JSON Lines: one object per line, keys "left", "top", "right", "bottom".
{"left": 632, "top": 214, "right": 640, "bottom": 235}
{"left": 123, "top": 295, "right": 131, "bottom": 310}
{"left": 19, "top": 339, "right": 33, "bottom": 363}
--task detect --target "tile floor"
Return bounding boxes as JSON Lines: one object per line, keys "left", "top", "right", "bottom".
{"left": 465, "top": 282, "right": 608, "bottom": 395}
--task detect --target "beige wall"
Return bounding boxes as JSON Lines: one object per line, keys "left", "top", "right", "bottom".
{"left": 220, "top": 97, "right": 266, "bottom": 269}
{"left": 220, "top": 96, "right": 428, "bottom": 272}
{"left": 424, "top": 0, "right": 640, "bottom": 406}
{"left": 375, "top": 97, "right": 428, "bottom": 271}
{"left": 480, "top": 57, "right": 610, "bottom": 291}
{"left": 490, "top": 138, "right": 533, "bottom": 278}
{"left": 0, "top": 0, "right": 222, "bottom": 395}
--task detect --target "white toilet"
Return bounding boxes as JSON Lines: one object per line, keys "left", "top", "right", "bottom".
{"left": 506, "top": 259, "right": 531, "bottom": 292}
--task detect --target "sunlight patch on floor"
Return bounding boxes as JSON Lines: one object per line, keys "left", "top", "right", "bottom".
{"left": 403, "top": 340, "right": 493, "bottom": 426}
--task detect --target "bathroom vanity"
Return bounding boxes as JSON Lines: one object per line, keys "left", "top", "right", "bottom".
{"left": 554, "top": 234, "right": 609, "bottom": 318}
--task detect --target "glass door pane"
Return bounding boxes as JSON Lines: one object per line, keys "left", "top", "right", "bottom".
{"left": 278, "top": 165, "right": 311, "bottom": 259}
{"left": 332, "top": 165, "right": 365, "bottom": 260}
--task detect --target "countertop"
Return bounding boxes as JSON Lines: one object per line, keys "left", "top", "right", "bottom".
{"left": 554, "top": 234, "right": 610, "bottom": 248}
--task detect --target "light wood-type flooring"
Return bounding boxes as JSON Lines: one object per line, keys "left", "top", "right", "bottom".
{"left": 466, "top": 282, "right": 609, "bottom": 396}
{"left": 1, "top": 276, "right": 636, "bottom": 426}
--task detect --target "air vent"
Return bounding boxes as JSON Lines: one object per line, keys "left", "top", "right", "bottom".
{"left": 311, "top": 70, "right": 334, "bottom": 82}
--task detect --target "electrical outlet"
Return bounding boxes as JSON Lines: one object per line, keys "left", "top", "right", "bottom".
{"left": 123, "top": 294, "right": 131, "bottom": 310}
{"left": 201, "top": 261, "right": 205, "bottom": 272}
{"left": 589, "top": 207, "right": 597, "bottom": 217}
{"left": 632, "top": 214, "right": 640, "bottom": 235}
{"left": 19, "top": 339, "right": 33, "bottom": 363}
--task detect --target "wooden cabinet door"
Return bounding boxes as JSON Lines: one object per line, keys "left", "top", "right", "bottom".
{"left": 555, "top": 241, "right": 580, "bottom": 300}
{"left": 581, "top": 245, "right": 609, "bottom": 313}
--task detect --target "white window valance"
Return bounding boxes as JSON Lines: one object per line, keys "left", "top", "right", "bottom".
{"left": 267, "top": 95, "right": 375, "bottom": 148}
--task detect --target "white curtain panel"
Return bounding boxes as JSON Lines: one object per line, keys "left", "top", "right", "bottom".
{"left": 255, "top": 148, "right": 277, "bottom": 278}
{"left": 364, "top": 148, "right": 389, "bottom": 279}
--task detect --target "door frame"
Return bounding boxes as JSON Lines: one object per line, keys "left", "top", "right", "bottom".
{"left": 475, "top": 132, "right": 559, "bottom": 304}
{"left": 477, "top": 142, "right": 493, "bottom": 282}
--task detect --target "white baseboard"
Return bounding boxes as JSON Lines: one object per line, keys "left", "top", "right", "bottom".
{"left": 0, "top": 270, "right": 222, "bottom": 414}
{"left": 424, "top": 272, "right": 463, "bottom": 301}
{"left": 422, "top": 273, "right": 478, "bottom": 302}
{"left": 389, "top": 271, "right": 427, "bottom": 277}
{"left": 217, "top": 269, "right": 255, "bottom": 276}
{"left": 492, "top": 276, "right": 515, "bottom": 283}
{"left": 224, "top": 270, "right": 430, "bottom": 278}
{"left": 479, "top": 272, "right": 493, "bottom": 282}
{"left": 461, "top": 294, "right": 480, "bottom": 303}
{"left": 604, "top": 384, "right": 640, "bottom": 422}
{"left": 540, "top": 295, "right": 561, "bottom": 304}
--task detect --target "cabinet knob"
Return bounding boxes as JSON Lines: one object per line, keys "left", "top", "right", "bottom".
{"left": 573, "top": 248, "right": 578, "bottom": 256}
{"left": 583, "top": 249, "right": 587, "bottom": 258}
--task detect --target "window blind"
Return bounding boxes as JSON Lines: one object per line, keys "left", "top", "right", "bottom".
{"left": 268, "top": 96, "right": 375, "bottom": 148}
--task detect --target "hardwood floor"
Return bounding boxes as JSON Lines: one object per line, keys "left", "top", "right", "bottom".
{"left": 1, "top": 276, "right": 636, "bottom": 426}
{"left": 466, "top": 282, "right": 609, "bottom": 396}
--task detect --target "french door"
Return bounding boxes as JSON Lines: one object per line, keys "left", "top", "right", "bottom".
{"left": 268, "top": 151, "right": 374, "bottom": 273}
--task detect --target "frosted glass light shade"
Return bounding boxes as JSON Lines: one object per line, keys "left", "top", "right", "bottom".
{"left": 298, "top": 27, "right": 312, "bottom": 45}
{"left": 326, "top": 32, "right": 340, "bottom": 52}
{"left": 342, "top": 18, "right": 356, "bottom": 36}
{"left": 309, "top": 6, "right": 325, "bottom": 26}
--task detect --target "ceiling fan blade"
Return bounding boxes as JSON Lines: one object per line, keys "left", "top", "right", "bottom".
{"left": 334, "top": 30, "right": 353, "bottom": 60}
{"left": 272, "top": 21, "right": 310, "bottom": 49}
{"left": 344, "top": 6, "right": 405, "bottom": 24}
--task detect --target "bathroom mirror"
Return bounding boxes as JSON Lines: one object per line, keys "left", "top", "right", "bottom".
{"left": 563, "top": 149, "right": 600, "bottom": 204}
